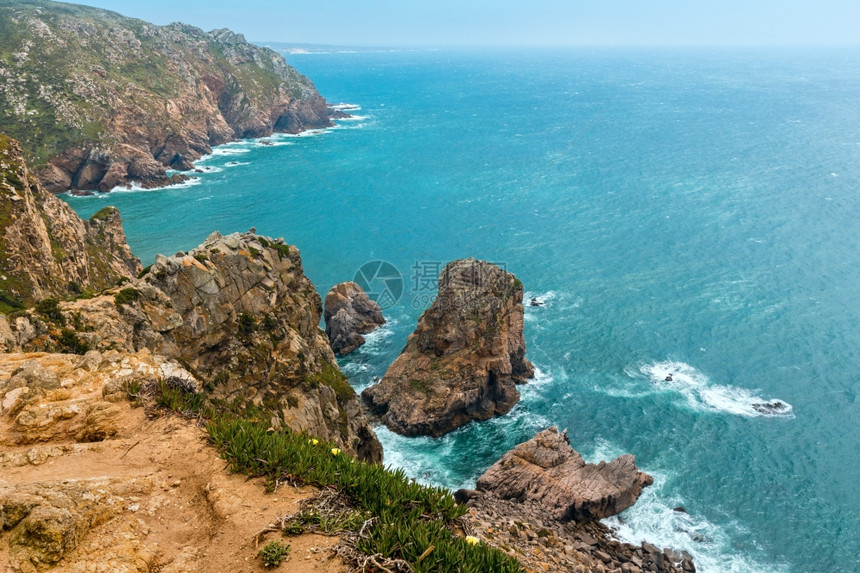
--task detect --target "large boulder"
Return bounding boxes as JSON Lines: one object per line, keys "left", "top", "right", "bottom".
{"left": 324, "top": 281, "right": 385, "bottom": 355}
{"left": 362, "top": 258, "right": 534, "bottom": 437}
{"left": 473, "top": 427, "right": 653, "bottom": 522}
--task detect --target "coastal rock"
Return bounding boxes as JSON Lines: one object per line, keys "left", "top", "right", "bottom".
{"left": 0, "top": 4, "right": 338, "bottom": 193}
{"left": 473, "top": 427, "right": 653, "bottom": 522}
{"left": 323, "top": 281, "right": 385, "bottom": 355}
{"left": 8, "top": 233, "right": 382, "bottom": 462}
{"left": 362, "top": 258, "right": 534, "bottom": 437}
{"left": 462, "top": 490, "right": 691, "bottom": 573}
{"left": 0, "top": 135, "right": 141, "bottom": 309}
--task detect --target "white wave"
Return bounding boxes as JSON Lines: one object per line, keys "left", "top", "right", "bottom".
{"left": 335, "top": 114, "right": 369, "bottom": 121}
{"left": 210, "top": 147, "right": 251, "bottom": 156}
{"left": 637, "top": 361, "right": 793, "bottom": 418}
{"left": 604, "top": 473, "right": 788, "bottom": 573}
{"left": 330, "top": 103, "right": 362, "bottom": 111}
{"left": 276, "top": 128, "right": 329, "bottom": 138}
{"left": 106, "top": 177, "right": 203, "bottom": 194}
{"left": 224, "top": 161, "right": 251, "bottom": 168}
{"left": 195, "top": 165, "right": 223, "bottom": 173}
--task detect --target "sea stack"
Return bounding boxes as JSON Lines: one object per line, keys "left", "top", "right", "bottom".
{"left": 323, "top": 281, "right": 385, "bottom": 355}
{"left": 362, "top": 258, "right": 534, "bottom": 437}
{"left": 472, "top": 427, "right": 654, "bottom": 522}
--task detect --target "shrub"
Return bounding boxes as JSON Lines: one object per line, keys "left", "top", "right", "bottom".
{"left": 114, "top": 288, "right": 141, "bottom": 306}
{"left": 35, "top": 298, "right": 65, "bottom": 325}
{"left": 258, "top": 540, "right": 290, "bottom": 568}
{"left": 58, "top": 328, "right": 90, "bottom": 355}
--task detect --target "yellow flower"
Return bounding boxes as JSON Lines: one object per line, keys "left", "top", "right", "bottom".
{"left": 331, "top": 448, "right": 341, "bottom": 455}
{"left": 465, "top": 536, "right": 479, "bottom": 546}
{"left": 309, "top": 439, "right": 319, "bottom": 445}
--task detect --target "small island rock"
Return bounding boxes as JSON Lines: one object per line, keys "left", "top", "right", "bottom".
{"left": 362, "top": 258, "right": 534, "bottom": 437}
{"left": 474, "top": 427, "right": 653, "bottom": 522}
{"left": 323, "top": 282, "right": 385, "bottom": 355}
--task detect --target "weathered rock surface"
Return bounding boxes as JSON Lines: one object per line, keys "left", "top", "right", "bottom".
{"left": 0, "top": 135, "right": 140, "bottom": 310}
{"left": 473, "top": 427, "right": 654, "bottom": 523}
{"left": 323, "top": 281, "right": 385, "bottom": 355}
{"left": 362, "top": 258, "right": 534, "bottom": 437}
{"left": 0, "top": 2, "right": 338, "bottom": 192}
{"left": 6, "top": 232, "right": 382, "bottom": 462}
{"left": 462, "top": 490, "right": 694, "bottom": 573}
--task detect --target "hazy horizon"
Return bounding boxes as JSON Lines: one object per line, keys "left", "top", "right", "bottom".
{"left": 60, "top": 0, "right": 860, "bottom": 49}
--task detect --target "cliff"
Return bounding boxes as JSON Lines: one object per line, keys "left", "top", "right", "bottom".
{"left": 0, "top": 0, "right": 337, "bottom": 193}
{"left": 3, "top": 230, "right": 382, "bottom": 462}
{"left": 362, "top": 258, "right": 534, "bottom": 437}
{"left": 0, "top": 134, "right": 140, "bottom": 312}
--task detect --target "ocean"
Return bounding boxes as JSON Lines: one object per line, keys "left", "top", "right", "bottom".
{"left": 64, "top": 48, "right": 860, "bottom": 573}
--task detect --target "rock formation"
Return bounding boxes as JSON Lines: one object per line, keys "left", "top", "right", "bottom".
{"left": 461, "top": 490, "right": 695, "bottom": 573}
{"left": 0, "top": 1, "right": 339, "bottom": 193}
{"left": 0, "top": 135, "right": 140, "bottom": 310}
{"left": 323, "top": 281, "right": 385, "bottom": 355}
{"left": 471, "top": 427, "right": 653, "bottom": 522}
{"left": 4, "top": 231, "right": 382, "bottom": 462}
{"left": 362, "top": 258, "right": 534, "bottom": 437}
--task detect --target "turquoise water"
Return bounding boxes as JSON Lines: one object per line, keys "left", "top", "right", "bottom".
{"left": 65, "top": 49, "right": 860, "bottom": 572}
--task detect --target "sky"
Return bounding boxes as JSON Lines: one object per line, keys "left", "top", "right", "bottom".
{"left": 63, "top": 0, "right": 860, "bottom": 48}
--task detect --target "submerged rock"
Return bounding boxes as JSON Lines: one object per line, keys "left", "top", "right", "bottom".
{"left": 362, "top": 258, "right": 533, "bottom": 437}
{"left": 473, "top": 427, "right": 653, "bottom": 522}
{"left": 323, "top": 281, "right": 385, "bottom": 355}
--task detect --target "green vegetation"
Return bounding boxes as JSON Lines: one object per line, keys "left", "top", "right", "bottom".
{"left": 137, "top": 265, "right": 152, "bottom": 279}
{"left": 0, "top": 1, "right": 320, "bottom": 169}
{"left": 139, "top": 362, "right": 522, "bottom": 571}
{"left": 89, "top": 206, "right": 118, "bottom": 222}
{"left": 207, "top": 418, "right": 522, "bottom": 573}
{"left": 258, "top": 540, "right": 291, "bottom": 569}
{"left": 35, "top": 297, "right": 65, "bottom": 325}
{"left": 153, "top": 378, "right": 212, "bottom": 416}
{"left": 114, "top": 287, "right": 141, "bottom": 306}
{"left": 0, "top": 290, "right": 24, "bottom": 315}
{"left": 237, "top": 312, "right": 257, "bottom": 339}
{"left": 283, "top": 505, "right": 367, "bottom": 536}
{"left": 57, "top": 328, "right": 90, "bottom": 354}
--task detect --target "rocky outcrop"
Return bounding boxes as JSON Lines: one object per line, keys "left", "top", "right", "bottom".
{"left": 0, "top": 2, "right": 338, "bottom": 192}
{"left": 461, "top": 491, "right": 695, "bottom": 573}
{"left": 0, "top": 135, "right": 140, "bottom": 311}
{"left": 471, "top": 427, "right": 653, "bottom": 523}
{"left": 362, "top": 258, "right": 534, "bottom": 437}
{"left": 5, "top": 231, "right": 382, "bottom": 462}
{"left": 323, "top": 281, "right": 385, "bottom": 355}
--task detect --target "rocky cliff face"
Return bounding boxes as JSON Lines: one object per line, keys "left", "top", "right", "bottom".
{"left": 4, "top": 231, "right": 382, "bottom": 462}
{"left": 362, "top": 258, "right": 534, "bottom": 437}
{"left": 472, "top": 427, "right": 654, "bottom": 522}
{"left": 323, "top": 281, "right": 385, "bottom": 355}
{"left": 0, "top": 134, "right": 140, "bottom": 311}
{"left": 0, "top": 1, "right": 337, "bottom": 193}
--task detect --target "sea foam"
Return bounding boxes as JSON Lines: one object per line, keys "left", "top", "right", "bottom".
{"left": 636, "top": 361, "right": 793, "bottom": 418}
{"left": 604, "top": 472, "right": 789, "bottom": 573}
